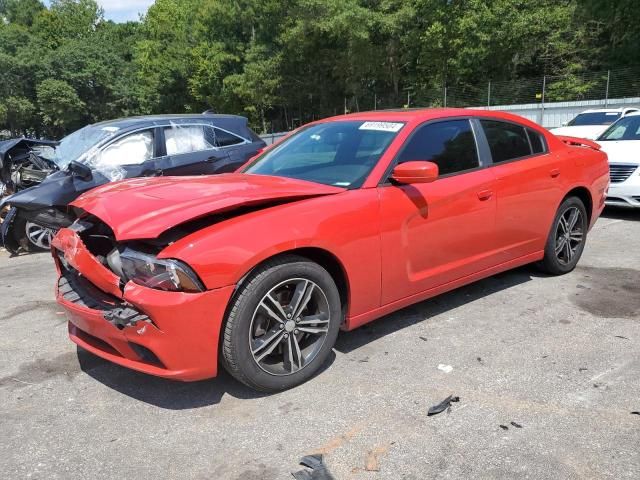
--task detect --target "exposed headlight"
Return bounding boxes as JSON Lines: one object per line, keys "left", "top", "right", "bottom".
{"left": 113, "top": 248, "right": 205, "bottom": 293}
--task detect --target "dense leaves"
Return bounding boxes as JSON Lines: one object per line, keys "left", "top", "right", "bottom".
{"left": 0, "top": 0, "right": 638, "bottom": 137}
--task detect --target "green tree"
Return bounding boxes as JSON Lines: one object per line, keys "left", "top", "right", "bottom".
{"left": 1, "top": 96, "right": 36, "bottom": 136}
{"left": 36, "top": 79, "right": 85, "bottom": 137}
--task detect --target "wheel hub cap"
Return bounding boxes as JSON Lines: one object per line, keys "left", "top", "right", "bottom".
{"left": 249, "top": 278, "right": 331, "bottom": 376}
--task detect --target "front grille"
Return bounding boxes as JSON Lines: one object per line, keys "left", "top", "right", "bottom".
{"left": 58, "top": 269, "right": 122, "bottom": 311}
{"left": 609, "top": 164, "right": 638, "bottom": 183}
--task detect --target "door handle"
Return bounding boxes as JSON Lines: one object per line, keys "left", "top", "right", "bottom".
{"left": 477, "top": 189, "right": 493, "bottom": 201}
{"left": 550, "top": 168, "right": 560, "bottom": 178}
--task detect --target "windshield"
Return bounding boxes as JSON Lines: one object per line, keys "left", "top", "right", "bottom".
{"left": 51, "top": 124, "right": 120, "bottom": 168}
{"left": 568, "top": 112, "right": 621, "bottom": 126}
{"left": 244, "top": 120, "right": 404, "bottom": 188}
{"left": 598, "top": 116, "right": 640, "bottom": 141}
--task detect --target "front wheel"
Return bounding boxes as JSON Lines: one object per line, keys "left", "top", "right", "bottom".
{"left": 12, "top": 214, "right": 54, "bottom": 252}
{"left": 222, "top": 255, "right": 342, "bottom": 392}
{"left": 538, "top": 196, "right": 588, "bottom": 275}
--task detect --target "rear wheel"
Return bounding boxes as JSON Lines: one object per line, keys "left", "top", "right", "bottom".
{"left": 222, "top": 255, "right": 342, "bottom": 392}
{"left": 539, "top": 197, "right": 588, "bottom": 275}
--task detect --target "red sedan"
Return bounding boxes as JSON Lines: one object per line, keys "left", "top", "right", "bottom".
{"left": 52, "top": 109, "right": 609, "bottom": 391}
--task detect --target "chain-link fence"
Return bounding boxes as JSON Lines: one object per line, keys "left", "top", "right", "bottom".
{"left": 268, "top": 66, "right": 640, "bottom": 132}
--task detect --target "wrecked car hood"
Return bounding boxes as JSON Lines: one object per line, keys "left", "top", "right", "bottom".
{"left": 72, "top": 173, "right": 346, "bottom": 240}
{"left": 0, "top": 138, "right": 59, "bottom": 171}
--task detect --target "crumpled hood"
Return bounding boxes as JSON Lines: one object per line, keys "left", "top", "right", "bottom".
{"left": 550, "top": 125, "right": 609, "bottom": 140}
{"left": 596, "top": 140, "right": 640, "bottom": 164}
{"left": 72, "top": 173, "right": 345, "bottom": 240}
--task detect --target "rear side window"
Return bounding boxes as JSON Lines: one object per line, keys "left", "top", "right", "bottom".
{"left": 397, "top": 119, "right": 479, "bottom": 175}
{"left": 481, "top": 120, "right": 531, "bottom": 163}
{"left": 527, "top": 128, "right": 546, "bottom": 154}
{"left": 214, "top": 128, "right": 245, "bottom": 147}
{"left": 164, "top": 125, "right": 215, "bottom": 155}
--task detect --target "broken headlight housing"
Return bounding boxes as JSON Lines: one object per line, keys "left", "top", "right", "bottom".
{"left": 110, "top": 248, "right": 205, "bottom": 293}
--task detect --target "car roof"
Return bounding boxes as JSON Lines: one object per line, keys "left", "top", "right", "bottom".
{"left": 578, "top": 108, "right": 636, "bottom": 114}
{"left": 81, "top": 114, "right": 262, "bottom": 143}
{"left": 88, "top": 114, "right": 247, "bottom": 130}
{"left": 319, "top": 108, "right": 540, "bottom": 126}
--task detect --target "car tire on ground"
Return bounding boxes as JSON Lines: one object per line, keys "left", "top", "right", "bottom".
{"left": 12, "top": 214, "right": 51, "bottom": 252}
{"left": 538, "top": 196, "right": 588, "bottom": 275}
{"left": 222, "top": 255, "right": 342, "bottom": 392}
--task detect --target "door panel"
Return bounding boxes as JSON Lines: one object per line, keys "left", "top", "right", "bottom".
{"left": 379, "top": 168, "right": 497, "bottom": 305}
{"left": 479, "top": 121, "right": 562, "bottom": 261}
{"left": 491, "top": 154, "right": 562, "bottom": 259}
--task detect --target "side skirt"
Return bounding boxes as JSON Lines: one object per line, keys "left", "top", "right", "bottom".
{"left": 344, "top": 251, "right": 544, "bottom": 331}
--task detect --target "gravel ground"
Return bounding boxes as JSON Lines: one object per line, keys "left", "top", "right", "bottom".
{"left": 1, "top": 208, "right": 639, "bottom": 480}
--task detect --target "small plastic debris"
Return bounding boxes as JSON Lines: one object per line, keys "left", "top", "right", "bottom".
{"left": 614, "top": 335, "right": 629, "bottom": 340}
{"left": 499, "top": 425, "right": 509, "bottom": 430}
{"left": 437, "top": 364, "right": 453, "bottom": 373}
{"left": 510, "top": 421, "right": 523, "bottom": 428}
{"left": 292, "top": 454, "right": 335, "bottom": 480}
{"left": 579, "top": 367, "right": 588, "bottom": 372}
{"left": 631, "top": 411, "right": 640, "bottom": 416}
{"left": 427, "top": 395, "right": 460, "bottom": 416}
{"left": 476, "top": 357, "right": 484, "bottom": 364}
{"left": 419, "top": 336, "right": 428, "bottom": 342}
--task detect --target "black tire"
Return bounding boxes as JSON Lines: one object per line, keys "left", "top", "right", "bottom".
{"left": 222, "top": 255, "right": 342, "bottom": 392}
{"left": 538, "top": 196, "right": 588, "bottom": 275}
{"left": 11, "top": 213, "right": 36, "bottom": 252}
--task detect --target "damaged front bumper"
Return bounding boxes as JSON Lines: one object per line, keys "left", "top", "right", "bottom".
{"left": 52, "top": 228, "right": 235, "bottom": 381}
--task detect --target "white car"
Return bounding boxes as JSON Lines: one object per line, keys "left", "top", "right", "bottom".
{"left": 596, "top": 112, "right": 640, "bottom": 208}
{"left": 551, "top": 107, "right": 640, "bottom": 140}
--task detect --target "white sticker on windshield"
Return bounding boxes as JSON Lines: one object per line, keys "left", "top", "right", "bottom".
{"left": 102, "top": 126, "right": 120, "bottom": 132}
{"left": 359, "top": 122, "right": 404, "bottom": 132}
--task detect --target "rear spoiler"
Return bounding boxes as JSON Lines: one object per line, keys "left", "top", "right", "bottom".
{"left": 556, "top": 135, "right": 602, "bottom": 151}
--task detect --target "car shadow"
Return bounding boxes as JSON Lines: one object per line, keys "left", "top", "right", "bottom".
{"left": 335, "top": 265, "right": 539, "bottom": 354}
{"left": 76, "top": 346, "right": 336, "bottom": 410}
{"left": 601, "top": 206, "right": 639, "bottom": 221}
{"left": 77, "top": 265, "right": 537, "bottom": 409}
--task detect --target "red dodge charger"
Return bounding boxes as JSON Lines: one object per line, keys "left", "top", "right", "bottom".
{"left": 52, "top": 109, "right": 609, "bottom": 391}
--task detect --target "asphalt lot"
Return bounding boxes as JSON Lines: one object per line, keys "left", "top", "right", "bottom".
{"left": 1, "top": 208, "right": 639, "bottom": 480}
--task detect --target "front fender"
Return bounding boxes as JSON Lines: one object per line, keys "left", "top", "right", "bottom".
{"left": 158, "top": 190, "right": 382, "bottom": 319}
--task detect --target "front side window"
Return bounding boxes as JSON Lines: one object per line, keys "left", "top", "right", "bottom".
{"left": 96, "top": 130, "right": 154, "bottom": 166}
{"left": 396, "top": 119, "right": 479, "bottom": 175}
{"left": 164, "top": 125, "right": 215, "bottom": 155}
{"left": 481, "top": 120, "right": 531, "bottom": 163}
{"left": 598, "top": 116, "right": 640, "bottom": 141}
{"left": 244, "top": 120, "right": 403, "bottom": 188}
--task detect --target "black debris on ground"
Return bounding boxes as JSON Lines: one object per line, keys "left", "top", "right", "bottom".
{"left": 631, "top": 412, "right": 640, "bottom": 416}
{"left": 499, "top": 425, "right": 509, "bottom": 430}
{"left": 510, "top": 421, "right": 523, "bottom": 428}
{"left": 427, "top": 395, "right": 460, "bottom": 416}
{"left": 419, "top": 336, "right": 428, "bottom": 342}
{"left": 291, "top": 454, "right": 335, "bottom": 480}
{"left": 614, "top": 335, "right": 629, "bottom": 340}
{"left": 579, "top": 367, "right": 588, "bottom": 372}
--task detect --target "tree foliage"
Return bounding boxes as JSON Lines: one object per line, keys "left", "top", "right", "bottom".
{"left": 0, "top": 0, "right": 638, "bottom": 138}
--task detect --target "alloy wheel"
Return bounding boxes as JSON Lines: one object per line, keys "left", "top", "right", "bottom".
{"left": 249, "top": 278, "right": 331, "bottom": 376}
{"left": 25, "top": 221, "right": 54, "bottom": 250}
{"left": 554, "top": 206, "right": 584, "bottom": 265}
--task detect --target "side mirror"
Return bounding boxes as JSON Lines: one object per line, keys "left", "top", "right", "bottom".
{"left": 391, "top": 161, "right": 439, "bottom": 184}
{"left": 561, "top": 121, "right": 568, "bottom": 127}
{"left": 68, "top": 160, "right": 93, "bottom": 181}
